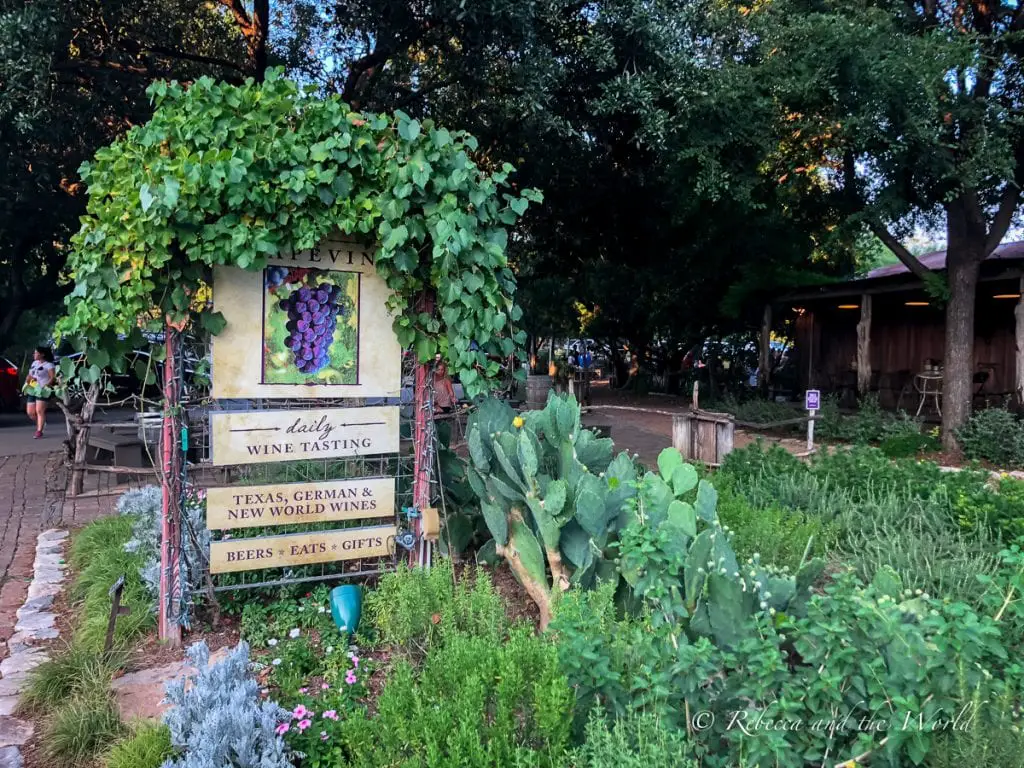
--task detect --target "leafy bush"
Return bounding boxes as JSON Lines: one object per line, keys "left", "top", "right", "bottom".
{"left": 19, "top": 643, "right": 124, "bottom": 713}
{"left": 879, "top": 411, "right": 938, "bottom": 458}
{"left": 42, "top": 690, "right": 126, "bottom": 766}
{"left": 337, "top": 627, "right": 573, "bottom": 768}
{"left": 957, "top": 406, "right": 1024, "bottom": 467}
{"left": 162, "top": 641, "right": 292, "bottom": 768}
{"left": 570, "top": 711, "right": 697, "bottom": 768}
{"left": 364, "top": 560, "right": 506, "bottom": 656}
{"left": 552, "top": 565, "right": 1018, "bottom": 768}
{"left": 104, "top": 721, "right": 173, "bottom": 768}
{"left": 716, "top": 489, "right": 835, "bottom": 570}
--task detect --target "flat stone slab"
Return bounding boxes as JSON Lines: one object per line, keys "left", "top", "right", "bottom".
{"left": 0, "top": 746, "right": 23, "bottom": 768}
{"left": 13, "top": 612, "right": 54, "bottom": 634}
{"left": 0, "top": 699, "right": 16, "bottom": 718}
{"left": 0, "top": 718, "right": 32, "bottom": 748}
{"left": 0, "top": 652, "right": 47, "bottom": 678}
{"left": 29, "top": 568, "right": 64, "bottom": 585}
{"left": 26, "top": 581, "right": 61, "bottom": 601}
{"left": 38, "top": 530, "right": 68, "bottom": 542}
{"left": 16, "top": 595, "right": 53, "bottom": 614}
{"left": 112, "top": 646, "right": 232, "bottom": 721}
{"left": 0, "top": 677, "right": 26, "bottom": 699}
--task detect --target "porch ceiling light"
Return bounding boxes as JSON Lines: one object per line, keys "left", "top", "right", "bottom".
{"left": 905, "top": 301, "right": 929, "bottom": 306}
{"left": 993, "top": 293, "right": 1021, "bottom": 299}
{"left": 837, "top": 304, "right": 859, "bottom": 309}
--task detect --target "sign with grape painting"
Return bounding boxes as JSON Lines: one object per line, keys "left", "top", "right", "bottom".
{"left": 211, "top": 237, "right": 402, "bottom": 399}
{"left": 263, "top": 268, "right": 360, "bottom": 384}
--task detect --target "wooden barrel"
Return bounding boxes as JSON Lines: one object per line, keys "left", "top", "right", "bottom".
{"left": 526, "top": 374, "right": 553, "bottom": 410}
{"left": 672, "top": 410, "right": 735, "bottom": 466}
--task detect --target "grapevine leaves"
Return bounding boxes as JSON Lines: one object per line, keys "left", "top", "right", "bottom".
{"left": 59, "top": 72, "right": 541, "bottom": 395}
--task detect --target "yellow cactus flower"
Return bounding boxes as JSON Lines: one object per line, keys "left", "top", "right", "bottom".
{"left": 512, "top": 416, "right": 525, "bottom": 429}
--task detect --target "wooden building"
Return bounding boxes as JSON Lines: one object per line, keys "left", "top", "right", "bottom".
{"left": 776, "top": 241, "right": 1024, "bottom": 410}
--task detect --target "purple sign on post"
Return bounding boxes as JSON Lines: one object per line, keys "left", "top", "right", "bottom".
{"left": 805, "top": 389, "right": 821, "bottom": 411}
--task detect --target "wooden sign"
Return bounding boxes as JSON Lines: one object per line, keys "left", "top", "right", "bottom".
{"left": 211, "top": 237, "right": 402, "bottom": 399}
{"left": 210, "top": 524, "right": 397, "bottom": 574}
{"left": 206, "top": 478, "right": 395, "bottom": 530}
{"left": 209, "top": 406, "right": 399, "bottom": 466}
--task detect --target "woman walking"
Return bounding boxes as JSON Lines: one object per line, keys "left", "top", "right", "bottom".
{"left": 24, "top": 347, "right": 56, "bottom": 439}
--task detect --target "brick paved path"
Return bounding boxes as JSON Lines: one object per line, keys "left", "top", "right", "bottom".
{"left": 0, "top": 453, "right": 65, "bottom": 651}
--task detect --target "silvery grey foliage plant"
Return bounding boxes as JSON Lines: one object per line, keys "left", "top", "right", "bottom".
{"left": 162, "top": 641, "right": 294, "bottom": 768}
{"left": 118, "top": 484, "right": 211, "bottom": 626}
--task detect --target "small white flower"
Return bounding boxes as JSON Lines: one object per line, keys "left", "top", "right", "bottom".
{"left": 268, "top": 638, "right": 278, "bottom": 647}
{"left": 289, "top": 628, "right": 301, "bottom": 639}
{"left": 298, "top": 606, "right": 305, "bottom": 612}
{"left": 318, "top": 606, "right": 326, "bottom": 614}
{"left": 325, "top": 646, "right": 334, "bottom": 654}
{"left": 272, "top": 658, "right": 282, "bottom": 666}
{"left": 760, "top": 601, "right": 768, "bottom": 610}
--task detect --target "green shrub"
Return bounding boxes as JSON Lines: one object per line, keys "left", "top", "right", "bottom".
{"left": 338, "top": 627, "right": 573, "bottom": 768}
{"left": 365, "top": 559, "right": 506, "bottom": 655}
{"left": 18, "top": 643, "right": 124, "bottom": 714}
{"left": 716, "top": 489, "right": 835, "bottom": 570}
{"left": 925, "top": 675, "right": 1024, "bottom": 768}
{"left": 880, "top": 412, "right": 938, "bottom": 458}
{"left": 957, "top": 406, "right": 1024, "bottom": 467}
{"left": 43, "top": 690, "right": 125, "bottom": 766}
{"left": 570, "top": 711, "right": 697, "bottom": 768}
{"left": 552, "top": 565, "right": 1018, "bottom": 768}
{"left": 719, "top": 443, "right": 1024, "bottom": 542}
{"left": 831, "top": 495, "right": 1003, "bottom": 604}
{"left": 718, "top": 394, "right": 800, "bottom": 431}
{"left": 103, "top": 721, "right": 174, "bottom": 768}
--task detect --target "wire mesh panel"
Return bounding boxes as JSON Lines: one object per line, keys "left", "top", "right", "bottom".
{"left": 180, "top": 352, "right": 434, "bottom": 595}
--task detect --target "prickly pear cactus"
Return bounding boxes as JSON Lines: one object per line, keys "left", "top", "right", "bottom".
{"left": 465, "top": 392, "right": 636, "bottom": 626}
{"left": 619, "top": 447, "right": 825, "bottom": 649}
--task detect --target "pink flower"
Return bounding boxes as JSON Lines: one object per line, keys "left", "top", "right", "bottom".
{"left": 321, "top": 683, "right": 330, "bottom": 690}
{"left": 345, "top": 669, "right": 357, "bottom": 685}
{"left": 275, "top": 723, "right": 290, "bottom": 736}
{"left": 299, "top": 687, "right": 308, "bottom": 694}
{"left": 323, "top": 710, "right": 339, "bottom": 721}
{"left": 320, "top": 731, "right": 329, "bottom": 741}
{"left": 348, "top": 653, "right": 360, "bottom": 668}
{"left": 292, "top": 704, "right": 309, "bottom": 719}
{"left": 297, "top": 718, "right": 312, "bottom": 732}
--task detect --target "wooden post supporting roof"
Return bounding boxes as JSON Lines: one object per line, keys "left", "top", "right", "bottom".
{"left": 856, "top": 294, "right": 872, "bottom": 395}
{"left": 1016, "top": 277, "right": 1024, "bottom": 407}
{"left": 758, "top": 304, "right": 772, "bottom": 391}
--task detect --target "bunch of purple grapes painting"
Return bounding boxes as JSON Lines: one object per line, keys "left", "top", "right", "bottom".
{"left": 279, "top": 282, "right": 345, "bottom": 374}
{"left": 262, "top": 266, "right": 359, "bottom": 385}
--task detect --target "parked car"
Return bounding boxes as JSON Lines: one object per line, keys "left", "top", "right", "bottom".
{"left": 0, "top": 356, "right": 19, "bottom": 411}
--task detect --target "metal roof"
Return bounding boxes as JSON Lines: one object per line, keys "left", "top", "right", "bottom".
{"left": 865, "top": 240, "right": 1024, "bottom": 278}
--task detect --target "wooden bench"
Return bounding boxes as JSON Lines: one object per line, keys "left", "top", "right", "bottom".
{"left": 87, "top": 429, "right": 147, "bottom": 483}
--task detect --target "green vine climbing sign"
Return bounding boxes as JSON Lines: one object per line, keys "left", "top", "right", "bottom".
{"left": 58, "top": 69, "right": 540, "bottom": 396}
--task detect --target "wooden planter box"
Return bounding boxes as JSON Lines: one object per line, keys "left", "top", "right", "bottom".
{"left": 672, "top": 410, "right": 735, "bottom": 467}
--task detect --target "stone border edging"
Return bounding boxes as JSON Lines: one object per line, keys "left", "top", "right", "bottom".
{"left": 0, "top": 529, "right": 69, "bottom": 767}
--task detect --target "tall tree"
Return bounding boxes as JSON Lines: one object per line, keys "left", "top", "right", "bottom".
{"left": 0, "top": 0, "right": 252, "bottom": 341}
{"left": 735, "top": 0, "right": 1024, "bottom": 448}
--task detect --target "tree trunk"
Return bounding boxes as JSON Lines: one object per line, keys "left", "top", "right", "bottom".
{"left": 941, "top": 251, "right": 981, "bottom": 451}
{"left": 856, "top": 294, "right": 872, "bottom": 395}
{"left": 1015, "top": 277, "right": 1024, "bottom": 408}
{"left": 68, "top": 382, "right": 100, "bottom": 497}
{"left": 758, "top": 304, "right": 772, "bottom": 394}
